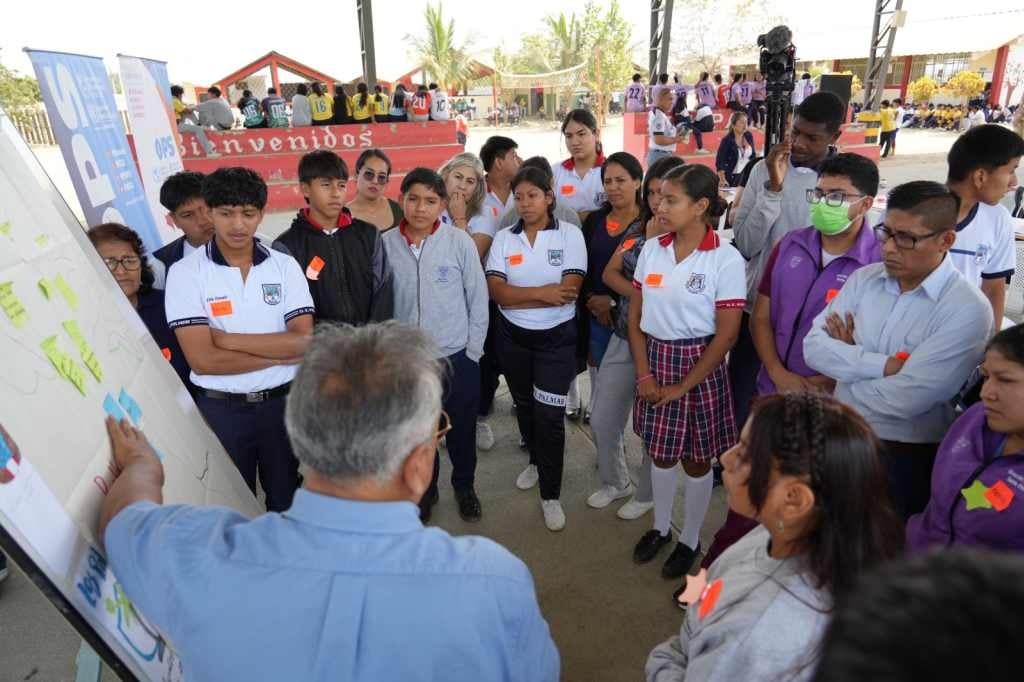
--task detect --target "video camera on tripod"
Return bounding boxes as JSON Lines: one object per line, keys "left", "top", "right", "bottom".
{"left": 757, "top": 25, "right": 797, "bottom": 153}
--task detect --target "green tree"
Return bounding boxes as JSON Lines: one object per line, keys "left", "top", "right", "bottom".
{"left": 0, "top": 61, "right": 41, "bottom": 112}
{"left": 670, "top": 0, "right": 785, "bottom": 77}
{"left": 579, "top": 0, "right": 634, "bottom": 126}
{"left": 406, "top": 2, "right": 474, "bottom": 90}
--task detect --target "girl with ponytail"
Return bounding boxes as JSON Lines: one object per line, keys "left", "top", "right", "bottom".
{"left": 646, "top": 393, "right": 904, "bottom": 681}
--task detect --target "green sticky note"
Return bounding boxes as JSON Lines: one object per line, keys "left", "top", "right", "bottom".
{"left": 82, "top": 350, "right": 102, "bottom": 382}
{"left": 62, "top": 319, "right": 84, "bottom": 345}
{"left": 0, "top": 283, "right": 27, "bottom": 328}
{"left": 35, "top": 234, "right": 49, "bottom": 247}
{"left": 0, "top": 221, "right": 10, "bottom": 237}
{"left": 961, "top": 480, "right": 993, "bottom": 511}
{"left": 38, "top": 278, "right": 53, "bottom": 299}
{"left": 53, "top": 274, "right": 78, "bottom": 311}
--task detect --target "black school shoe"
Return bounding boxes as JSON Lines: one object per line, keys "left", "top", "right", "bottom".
{"left": 418, "top": 490, "right": 439, "bottom": 524}
{"left": 634, "top": 530, "right": 673, "bottom": 564}
{"left": 455, "top": 488, "right": 482, "bottom": 523}
{"left": 661, "top": 541, "right": 701, "bottom": 579}
{"left": 671, "top": 584, "right": 688, "bottom": 611}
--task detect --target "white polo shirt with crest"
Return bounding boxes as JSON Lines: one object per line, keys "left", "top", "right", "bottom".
{"left": 631, "top": 229, "right": 746, "bottom": 340}
{"left": 485, "top": 218, "right": 587, "bottom": 330}
{"left": 164, "top": 238, "right": 314, "bottom": 392}
{"left": 551, "top": 155, "right": 606, "bottom": 215}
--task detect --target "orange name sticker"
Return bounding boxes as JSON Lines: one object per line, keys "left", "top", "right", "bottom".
{"left": 161, "top": 347, "right": 172, "bottom": 362}
{"left": 210, "top": 300, "right": 233, "bottom": 317}
{"left": 894, "top": 351, "right": 911, "bottom": 361}
{"left": 698, "top": 579, "right": 724, "bottom": 620}
{"left": 825, "top": 288, "right": 839, "bottom": 303}
{"left": 645, "top": 273, "right": 664, "bottom": 287}
{"left": 306, "top": 256, "right": 326, "bottom": 281}
{"left": 607, "top": 219, "right": 621, "bottom": 231}
{"left": 985, "top": 480, "right": 1015, "bottom": 512}
{"left": 509, "top": 253, "right": 524, "bottom": 266}
{"left": 560, "top": 184, "right": 576, "bottom": 196}
{"left": 620, "top": 238, "right": 637, "bottom": 252}
{"left": 491, "top": 206, "right": 499, "bottom": 217}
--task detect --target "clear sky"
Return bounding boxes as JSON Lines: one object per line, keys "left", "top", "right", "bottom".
{"left": 2, "top": 0, "right": 1020, "bottom": 85}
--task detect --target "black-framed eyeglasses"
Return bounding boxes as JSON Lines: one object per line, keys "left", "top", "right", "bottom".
{"left": 805, "top": 188, "right": 864, "bottom": 207}
{"left": 361, "top": 169, "right": 390, "bottom": 185}
{"left": 873, "top": 224, "right": 945, "bottom": 250}
{"left": 103, "top": 256, "right": 141, "bottom": 272}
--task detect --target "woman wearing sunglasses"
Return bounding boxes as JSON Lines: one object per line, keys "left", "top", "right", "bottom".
{"left": 87, "top": 222, "right": 194, "bottom": 395}
{"left": 347, "top": 149, "right": 404, "bottom": 232}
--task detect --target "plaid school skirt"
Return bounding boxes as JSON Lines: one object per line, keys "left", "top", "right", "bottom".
{"left": 633, "top": 336, "right": 737, "bottom": 465}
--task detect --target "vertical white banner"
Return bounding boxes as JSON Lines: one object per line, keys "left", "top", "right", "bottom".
{"left": 117, "top": 55, "right": 183, "bottom": 248}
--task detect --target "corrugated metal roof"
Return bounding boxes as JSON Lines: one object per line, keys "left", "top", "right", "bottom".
{"left": 737, "top": 9, "right": 1024, "bottom": 63}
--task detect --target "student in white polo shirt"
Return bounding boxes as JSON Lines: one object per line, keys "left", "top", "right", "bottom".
{"left": 945, "top": 124, "right": 1024, "bottom": 325}
{"left": 486, "top": 165, "right": 587, "bottom": 531}
{"left": 647, "top": 88, "right": 683, "bottom": 168}
{"left": 438, "top": 152, "right": 495, "bottom": 261}
{"left": 480, "top": 136, "right": 522, "bottom": 240}
{"left": 165, "top": 167, "right": 314, "bottom": 512}
{"left": 628, "top": 164, "right": 744, "bottom": 580}
{"left": 552, "top": 109, "right": 606, "bottom": 220}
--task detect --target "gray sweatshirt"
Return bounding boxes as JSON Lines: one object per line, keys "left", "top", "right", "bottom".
{"left": 731, "top": 158, "right": 820, "bottom": 311}
{"left": 382, "top": 223, "right": 489, "bottom": 361}
{"left": 645, "top": 526, "right": 829, "bottom": 682}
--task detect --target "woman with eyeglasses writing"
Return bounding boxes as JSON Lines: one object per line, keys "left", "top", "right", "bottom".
{"left": 87, "top": 223, "right": 194, "bottom": 396}
{"left": 348, "top": 149, "right": 404, "bottom": 232}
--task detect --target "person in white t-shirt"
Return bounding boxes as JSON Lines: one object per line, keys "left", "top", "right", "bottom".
{"left": 648, "top": 88, "right": 683, "bottom": 167}
{"left": 625, "top": 73, "right": 648, "bottom": 113}
{"left": 628, "top": 164, "right": 744, "bottom": 580}
{"left": 964, "top": 105, "right": 987, "bottom": 131}
{"left": 290, "top": 84, "right": 313, "bottom": 127}
{"left": 485, "top": 166, "right": 588, "bottom": 532}
{"left": 438, "top": 152, "right": 494, "bottom": 260}
{"left": 429, "top": 83, "right": 450, "bottom": 121}
{"left": 946, "top": 124, "right": 1024, "bottom": 325}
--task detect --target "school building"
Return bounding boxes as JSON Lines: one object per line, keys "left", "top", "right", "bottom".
{"left": 731, "top": 9, "right": 1024, "bottom": 106}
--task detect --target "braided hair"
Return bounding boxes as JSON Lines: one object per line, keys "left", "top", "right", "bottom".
{"left": 743, "top": 393, "right": 904, "bottom": 598}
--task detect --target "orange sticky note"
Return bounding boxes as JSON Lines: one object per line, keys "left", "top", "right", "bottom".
{"left": 895, "top": 351, "right": 911, "bottom": 361}
{"left": 698, "top": 579, "right": 723, "bottom": 619}
{"left": 210, "top": 300, "right": 233, "bottom": 317}
{"left": 306, "top": 256, "right": 326, "bottom": 280}
{"left": 560, "top": 184, "right": 576, "bottom": 196}
{"left": 620, "top": 238, "right": 637, "bottom": 252}
{"left": 985, "top": 480, "right": 1015, "bottom": 512}
{"left": 825, "top": 288, "right": 839, "bottom": 303}
{"left": 607, "top": 219, "right": 621, "bottom": 231}
{"left": 491, "top": 206, "right": 499, "bottom": 217}
{"left": 645, "top": 273, "right": 664, "bottom": 287}
{"left": 508, "top": 253, "right": 524, "bottom": 266}
{"left": 161, "top": 347, "right": 172, "bottom": 362}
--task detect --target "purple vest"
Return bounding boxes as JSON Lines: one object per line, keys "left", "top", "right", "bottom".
{"left": 756, "top": 223, "right": 881, "bottom": 395}
{"left": 907, "top": 403, "right": 1024, "bottom": 553}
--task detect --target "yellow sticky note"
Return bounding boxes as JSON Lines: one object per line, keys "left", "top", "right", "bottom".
{"left": 53, "top": 274, "right": 78, "bottom": 311}
{"left": 35, "top": 234, "right": 49, "bottom": 248}
{"left": 0, "top": 282, "right": 27, "bottom": 328}
{"left": 81, "top": 349, "right": 102, "bottom": 382}
{"left": 62, "top": 319, "right": 84, "bottom": 345}
{"left": 0, "top": 221, "right": 10, "bottom": 237}
{"left": 38, "top": 278, "right": 53, "bottom": 299}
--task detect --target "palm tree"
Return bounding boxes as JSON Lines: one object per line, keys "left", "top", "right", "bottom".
{"left": 406, "top": 3, "right": 474, "bottom": 90}
{"left": 544, "top": 13, "right": 584, "bottom": 112}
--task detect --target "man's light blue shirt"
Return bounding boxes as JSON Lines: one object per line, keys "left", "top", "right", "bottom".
{"left": 105, "top": 490, "right": 559, "bottom": 682}
{"left": 803, "top": 256, "right": 991, "bottom": 443}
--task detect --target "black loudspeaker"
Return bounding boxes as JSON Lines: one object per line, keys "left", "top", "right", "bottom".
{"left": 819, "top": 74, "right": 853, "bottom": 109}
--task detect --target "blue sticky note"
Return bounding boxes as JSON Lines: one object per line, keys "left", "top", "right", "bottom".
{"left": 0, "top": 433, "right": 13, "bottom": 467}
{"left": 152, "top": 447, "right": 166, "bottom": 461}
{"left": 118, "top": 388, "right": 142, "bottom": 424}
{"left": 103, "top": 393, "right": 126, "bottom": 422}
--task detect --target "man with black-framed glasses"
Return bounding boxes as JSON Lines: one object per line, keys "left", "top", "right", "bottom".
{"left": 804, "top": 181, "right": 992, "bottom": 519}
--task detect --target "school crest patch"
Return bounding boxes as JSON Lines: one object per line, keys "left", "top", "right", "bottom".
{"left": 686, "top": 273, "right": 706, "bottom": 293}
{"left": 436, "top": 265, "right": 451, "bottom": 283}
{"left": 262, "top": 283, "right": 282, "bottom": 305}
{"left": 789, "top": 255, "right": 802, "bottom": 268}
{"left": 547, "top": 249, "right": 564, "bottom": 266}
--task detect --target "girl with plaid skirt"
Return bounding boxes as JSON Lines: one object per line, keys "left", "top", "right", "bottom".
{"left": 627, "top": 164, "right": 746, "bottom": 579}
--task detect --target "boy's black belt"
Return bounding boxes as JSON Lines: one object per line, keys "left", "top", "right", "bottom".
{"left": 196, "top": 383, "right": 291, "bottom": 403}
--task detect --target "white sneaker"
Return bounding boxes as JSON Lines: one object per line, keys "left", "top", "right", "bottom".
{"left": 587, "top": 483, "right": 635, "bottom": 509}
{"left": 516, "top": 464, "right": 539, "bottom": 490}
{"left": 476, "top": 421, "right": 494, "bottom": 451}
{"left": 617, "top": 496, "right": 655, "bottom": 520}
{"left": 695, "top": 149, "right": 712, "bottom": 155}
{"left": 542, "top": 499, "right": 566, "bottom": 531}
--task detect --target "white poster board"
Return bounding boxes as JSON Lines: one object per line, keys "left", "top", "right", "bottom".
{"left": 0, "top": 104, "right": 262, "bottom": 681}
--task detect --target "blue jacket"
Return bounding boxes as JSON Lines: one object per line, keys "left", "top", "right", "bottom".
{"left": 715, "top": 131, "right": 757, "bottom": 186}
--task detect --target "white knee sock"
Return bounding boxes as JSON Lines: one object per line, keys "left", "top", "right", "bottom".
{"left": 680, "top": 470, "right": 713, "bottom": 549}
{"left": 567, "top": 376, "right": 580, "bottom": 410}
{"left": 651, "top": 463, "right": 679, "bottom": 535}
{"left": 587, "top": 365, "right": 599, "bottom": 412}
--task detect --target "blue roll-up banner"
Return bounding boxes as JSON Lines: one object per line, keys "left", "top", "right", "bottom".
{"left": 25, "top": 49, "right": 163, "bottom": 254}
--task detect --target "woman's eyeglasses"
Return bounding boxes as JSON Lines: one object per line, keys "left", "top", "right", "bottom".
{"left": 361, "top": 170, "right": 390, "bottom": 185}
{"left": 103, "top": 256, "right": 141, "bottom": 272}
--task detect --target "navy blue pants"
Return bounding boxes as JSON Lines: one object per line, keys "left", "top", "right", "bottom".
{"left": 197, "top": 394, "right": 299, "bottom": 512}
{"left": 727, "top": 312, "right": 761, "bottom": 431}
{"left": 479, "top": 302, "right": 502, "bottom": 416}
{"left": 428, "top": 350, "right": 481, "bottom": 498}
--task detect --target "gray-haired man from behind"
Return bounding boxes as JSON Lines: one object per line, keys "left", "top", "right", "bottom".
{"left": 99, "top": 322, "right": 560, "bottom": 682}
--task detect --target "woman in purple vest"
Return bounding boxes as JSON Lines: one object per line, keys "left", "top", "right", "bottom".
{"left": 907, "top": 324, "right": 1024, "bottom": 552}
{"left": 697, "top": 153, "right": 882, "bottom": 571}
